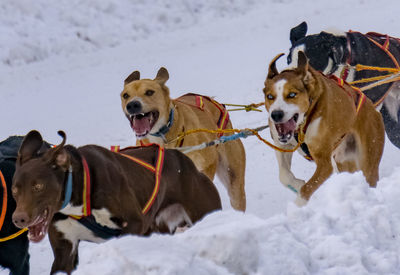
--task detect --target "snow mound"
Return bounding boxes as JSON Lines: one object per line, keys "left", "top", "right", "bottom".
{"left": 75, "top": 168, "right": 400, "bottom": 275}
{"left": 0, "top": 0, "right": 259, "bottom": 66}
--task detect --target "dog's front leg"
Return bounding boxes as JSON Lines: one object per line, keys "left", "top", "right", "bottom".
{"left": 48, "top": 224, "right": 79, "bottom": 275}
{"left": 275, "top": 150, "right": 305, "bottom": 193}
{"left": 300, "top": 157, "right": 333, "bottom": 201}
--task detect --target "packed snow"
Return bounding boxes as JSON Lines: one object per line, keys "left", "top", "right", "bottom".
{"left": 1, "top": 0, "right": 400, "bottom": 274}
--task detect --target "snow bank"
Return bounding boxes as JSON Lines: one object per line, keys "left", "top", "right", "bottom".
{"left": 0, "top": 0, "right": 259, "bottom": 66}
{"left": 74, "top": 168, "right": 400, "bottom": 275}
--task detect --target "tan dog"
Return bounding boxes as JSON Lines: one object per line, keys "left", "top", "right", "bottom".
{"left": 263, "top": 52, "right": 385, "bottom": 205}
{"left": 120, "top": 67, "right": 246, "bottom": 211}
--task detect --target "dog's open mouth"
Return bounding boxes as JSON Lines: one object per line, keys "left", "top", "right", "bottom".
{"left": 28, "top": 208, "right": 51, "bottom": 243}
{"left": 129, "top": 111, "right": 159, "bottom": 137}
{"left": 274, "top": 113, "right": 299, "bottom": 143}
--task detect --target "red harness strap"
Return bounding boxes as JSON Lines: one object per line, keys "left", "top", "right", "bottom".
{"left": 110, "top": 144, "right": 165, "bottom": 214}
{"left": 175, "top": 93, "right": 230, "bottom": 137}
{"left": 69, "top": 156, "right": 91, "bottom": 219}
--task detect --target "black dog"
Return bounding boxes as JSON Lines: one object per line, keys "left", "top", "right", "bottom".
{"left": 0, "top": 136, "right": 49, "bottom": 275}
{"left": 288, "top": 21, "right": 400, "bottom": 149}
{"left": 0, "top": 136, "right": 29, "bottom": 275}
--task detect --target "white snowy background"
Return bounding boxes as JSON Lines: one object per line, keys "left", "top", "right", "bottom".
{"left": 1, "top": 0, "right": 400, "bottom": 274}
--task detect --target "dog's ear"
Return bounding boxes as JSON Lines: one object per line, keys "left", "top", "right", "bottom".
{"left": 297, "top": 51, "right": 315, "bottom": 89}
{"left": 267, "top": 53, "right": 285, "bottom": 79}
{"left": 45, "top": 131, "right": 70, "bottom": 170}
{"left": 124, "top": 71, "right": 140, "bottom": 85}
{"left": 154, "top": 67, "right": 169, "bottom": 86}
{"left": 297, "top": 51, "right": 309, "bottom": 72}
{"left": 18, "top": 130, "right": 44, "bottom": 166}
{"left": 290, "top": 22, "right": 307, "bottom": 45}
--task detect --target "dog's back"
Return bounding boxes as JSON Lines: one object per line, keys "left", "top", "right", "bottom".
{"left": 77, "top": 144, "right": 221, "bottom": 232}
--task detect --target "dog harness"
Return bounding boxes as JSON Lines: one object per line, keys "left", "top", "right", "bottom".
{"left": 175, "top": 93, "right": 230, "bottom": 138}
{"left": 0, "top": 169, "right": 28, "bottom": 242}
{"left": 66, "top": 144, "right": 164, "bottom": 239}
{"left": 339, "top": 31, "right": 400, "bottom": 106}
{"left": 329, "top": 75, "right": 366, "bottom": 115}
{"left": 110, "top": 144, "right": 165, "bottom": 214}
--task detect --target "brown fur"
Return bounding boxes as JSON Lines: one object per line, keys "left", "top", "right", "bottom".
{"left": 12, "top": 130, "right": 221, "bottom": 274}
{"left": 263, "top": 52, "right": 385, "bottom": 203}
{"left": 121, "top": 67, "right": 246, "bottom": 211}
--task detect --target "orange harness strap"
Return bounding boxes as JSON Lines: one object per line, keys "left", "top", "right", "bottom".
{"left": 110, "top": 144, "right": 165, "bottom": 214}
{"left": 365, "top": 32, "right": 400, "bottom": 69}
{"left": 329, "top": 75, "right": 366, "bottom": 115}
{"left": 0, "top": 170, "right": 7, "bottom": 231}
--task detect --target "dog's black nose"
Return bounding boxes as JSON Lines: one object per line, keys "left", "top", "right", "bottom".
{"left": 12, "top": 211, "right": 30, "bottom": 228}
{"left": 126, "top": 100, "right": 142, "bottom": 114}
{"left": 271, "top": 110, "right": 285, "bottom": 122}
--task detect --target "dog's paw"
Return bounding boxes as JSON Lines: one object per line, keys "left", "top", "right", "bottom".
{"left": 295, "top": 196, "right": 308, "bottom": 207}
{"left": 287, "top": 179, "right": 306, "bottom": 193}
{"left": 174, "top": 225, "right": 190, "bottom": 234}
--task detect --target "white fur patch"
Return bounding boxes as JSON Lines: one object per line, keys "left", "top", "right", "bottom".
{"left": 54, "top": 218, "right": 106, "bottom": 252}
{"left": 322, "top": 58, "right": 334, "bottom": 75}
{"left": 304, "top": 117, "right": 321, "bottom": 144}
{"left": 155, "top": 204, "right": 192, "bottom": 233}
{"left": 59, "top": 206, "right": 120, "bottom": 230}
{"left": 270, "top": 79, "right": 301, "bottom": 123}
{"left": 384, "top": 87, "right": 400, "bottom": 122}
{"left": 92, "top": 208, "right": 120, "bottom": 229}
{"left": 287, "top": 44, "right": 305, "bottom": 69}
{"left": 59, "top": 204, "right": 84, "bottom": 216}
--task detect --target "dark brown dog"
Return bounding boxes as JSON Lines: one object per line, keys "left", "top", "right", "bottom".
{"left": 12, "top": 130, "right": 221, "bottom": 275}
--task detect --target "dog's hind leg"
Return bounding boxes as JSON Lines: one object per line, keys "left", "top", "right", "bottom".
{"left": 360, "top": 121, "right": 385, "bottom": 188}
{"left": 216, "top": 139, "right": 246, "bottom": 211}
{"left": 155, "top": 203, "right": 193, "bottom": 234}
{"left": 381, "top": 104, "right": 400, "bottom": 149}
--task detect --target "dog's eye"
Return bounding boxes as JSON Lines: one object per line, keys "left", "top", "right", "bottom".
{"left": 145, "top": 90, "right": 155, "bottom": 96}
{"left": 33, "top": 183, "right": 44, "bottom": 192}
{"left": 266, "top": 94, "right": 275, "bottom": 100}
{"left": 287, "top": 92, "right": 297, "bottom": 99}
{"left": 122, "top": 93, "right": 129, "bottom": 100}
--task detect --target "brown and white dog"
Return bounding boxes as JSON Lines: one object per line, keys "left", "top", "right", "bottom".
{"left": 120, "top": 67, "right": 246, "bottom": 211}
{"left": 12, "top": 130, "right": 221, "bottom": 274}
{"left": 263, "top": 52, "right": 385, "bottom": 205}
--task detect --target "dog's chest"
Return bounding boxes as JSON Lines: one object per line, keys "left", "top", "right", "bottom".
{"left": 56, "top": 207, "right": 119, "bottom": 245}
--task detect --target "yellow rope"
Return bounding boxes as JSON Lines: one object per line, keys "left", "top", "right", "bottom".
{"left": 224, "top": 102, "right": 264, "bottom": 112}
{"left": 0, "top": 228, "right": 28, "bottom": 242}
{"left": 349, "top": 74, "right": 394, "bottom": 85}
{"left": 172, "top": 127, "right": 304, "bottom": 153}
{"left": 346, "top": 64, "right": 400, "bottom": 87}
{"left": 355, "top": 64, "right": 399, "bottom": 73}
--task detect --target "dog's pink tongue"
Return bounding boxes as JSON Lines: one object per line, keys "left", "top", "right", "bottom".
{"left": 28, "top": 222, "right": 47, "bottom": 243}
{"left": 275, "top": 118, "right": 297, "bottom": 136}
{"left": 131, "top": 117, "right": 151, "bottom": 136}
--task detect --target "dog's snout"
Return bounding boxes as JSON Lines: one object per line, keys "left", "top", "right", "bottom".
{"left": 271, "top": 110, "right": 285, "bottom": 123}
{"left": 12, "top": 211, "right": 30, "bottom": 228}
{"left": 126, "top": 100, "right": 142, "bottom": 114}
